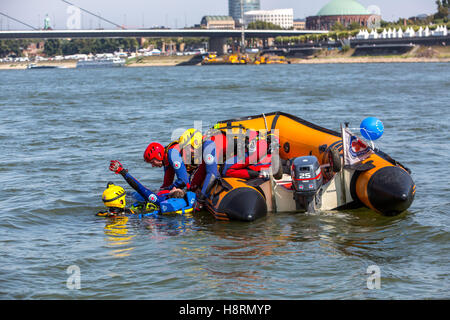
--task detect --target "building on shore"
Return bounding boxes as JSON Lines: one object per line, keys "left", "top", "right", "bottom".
{"left": 200, "top": 16, "right": 235, "bottom": 29}
{"left": 229, "top": 0, "right": 260, "bottom": 23}
{"left": 244, "top": 9, "right": 294, "bottom": 29}
{"left": 293, "top": 18, "right": 306, "bottom": 30}
{"left": 306, "top": 0, "right": 378, "bottom": 30}
{"left": 24, "top": 41, "right": 45, "bottom": 57}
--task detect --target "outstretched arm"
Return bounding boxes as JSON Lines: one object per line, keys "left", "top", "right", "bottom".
{"left": 109, "top": 160, "right": 163, "bottom": 204}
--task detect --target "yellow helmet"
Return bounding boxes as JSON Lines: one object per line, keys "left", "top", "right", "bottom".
{"left": 178, "top": 128, "right": 203, "bottom": 150}
{"left": 102, "top": 182, "right": 126, "bottom": 209}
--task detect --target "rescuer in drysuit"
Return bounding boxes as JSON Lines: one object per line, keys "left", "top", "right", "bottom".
{"left": 139, "top": 128, "right": 210, "bottom": 213}
{"left": 190, "top": 129, "right": 278, "bottom": 210}
{"left": 143, "top": 129, "right": 203, "bottom": 191}
{"left": 162, "top": 129, "right": 221, "bottom": 209}
{"left": 141, "top": 128, "right": 277, "bottom": 211}
{"left": 108, "top": 160, "right": 195, "bottom": 214}
{"left": 221, "top": 130, "right": 274, "bottom": 180}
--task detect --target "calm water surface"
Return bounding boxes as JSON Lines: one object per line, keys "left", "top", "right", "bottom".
{"left": 0, "top": 63, "right": 449, "bottom": 299}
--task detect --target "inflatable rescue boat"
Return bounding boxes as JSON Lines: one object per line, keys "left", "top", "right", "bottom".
{"left": 204, "top": 112, "right": 416, "bottom": 221}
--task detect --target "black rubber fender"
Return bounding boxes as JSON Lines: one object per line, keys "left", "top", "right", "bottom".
{"left": 367, "top": 166, "right": 415, "bottom": 216}
{"left": 217, "top": 187, "right": 267, "bottom": 222}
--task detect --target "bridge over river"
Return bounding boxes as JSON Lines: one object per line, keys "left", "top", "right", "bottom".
{"left": 0, "top": 29, "right": 328, "bottom": 55}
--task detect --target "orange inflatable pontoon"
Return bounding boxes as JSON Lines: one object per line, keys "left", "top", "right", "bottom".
{"left": 204, "top": 112, "right": 416, "bottom": 221}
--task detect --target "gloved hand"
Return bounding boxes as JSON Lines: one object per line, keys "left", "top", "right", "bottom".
{"left": 109, "top": 160, "right": 125, "bottom": 174}
{"left": 194, "top": 192, "right": 207, "bottom": 211}
{"left": 193, "top": 200, "right": 203, "bottom": 212}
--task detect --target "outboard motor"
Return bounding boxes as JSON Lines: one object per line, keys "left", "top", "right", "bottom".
{"left": 291, "top": 156, "right": 323, "bottom": 212}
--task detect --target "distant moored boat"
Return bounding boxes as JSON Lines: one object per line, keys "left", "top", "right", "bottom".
{"left": 27, "top": 63, "right": 61, "bottom": 69}
{"left": 76, "top": 58, "right": 125, "bottom": 68}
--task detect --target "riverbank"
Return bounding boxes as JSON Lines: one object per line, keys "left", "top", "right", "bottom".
{"left": 0, "top": 60, "right": 77, "bottom": 70}
{"left": 125, "top": 55, "right": 194, "bottom": 67}
{"left": 0, "top": 55, "right": 195, "bottom": 69}
{"left": 1, "top": 46, "right": 449, "bottom": 70}
{"left": 289, "top": 45, "right": 450, "bottom": 64}
{"left": 290, "top": 56, "right": 450, "bottom": 64}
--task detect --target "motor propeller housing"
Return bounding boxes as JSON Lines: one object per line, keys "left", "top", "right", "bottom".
{"left": 290, "top": 156, "right": 323, "bottom": 212}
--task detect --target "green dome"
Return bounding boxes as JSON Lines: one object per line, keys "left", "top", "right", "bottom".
{"left": 317, "top": 0, "right": 369, "bottom": 16}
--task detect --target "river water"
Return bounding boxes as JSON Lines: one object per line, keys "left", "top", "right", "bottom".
{"left": 0, "top": 63, "right": 449, "bottom": 300}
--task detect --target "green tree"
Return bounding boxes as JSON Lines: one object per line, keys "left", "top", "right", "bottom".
{"left": 435, "top": 0, "right": 449, "bottom": 19}
{"left": 327, "top": 32, "right": 337, "bottom": 41}
{"left": 247, "top": 20, "right": 282, "bottom": 30}
{"left": 0, "top": 40, "right": 19, "bottom": 57}
{"left": 331, "top": 22, "right": 346, "bottom": 31}
{"left": 347, "top": 21, "right": 362, "bottom": 31}
{"left": 122, "top": 38, "right": 138, "bottom": 51}
{"left": 43, "top": 39, "right": 62, "bottom": 56}
{"left": 0, "top": 39, "right": 47, "bottom": 58}
{"left": 335, "top": 31, "right": 350, "bottom": 39}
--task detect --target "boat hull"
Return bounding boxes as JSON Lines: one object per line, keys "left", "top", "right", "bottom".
{"left": 206, "top": 112, "right": 415, "bottom": 220}
{"left": 207, "top": 178, "right": 267, "bottom": 222}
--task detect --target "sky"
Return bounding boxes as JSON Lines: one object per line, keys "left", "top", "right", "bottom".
{"left": 0, "top": 0, "right": 437, "bottom": 30}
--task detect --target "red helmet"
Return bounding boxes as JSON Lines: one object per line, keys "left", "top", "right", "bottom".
{"left": 143, "top": 142, "right": 164, "bottom": 162}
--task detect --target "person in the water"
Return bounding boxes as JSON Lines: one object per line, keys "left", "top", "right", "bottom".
{"left": 96, "top": 182, "right": 135, "bottom": 217}
{"left": 109, "top": 160, "right": 187, "bottom": 207}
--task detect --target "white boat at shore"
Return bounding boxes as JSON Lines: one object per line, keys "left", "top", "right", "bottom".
{"left": 27, "top": 63, "right": 65, "bottom": 69}
{"left": 76, "top": 57, "right": 125, "bottom": 68}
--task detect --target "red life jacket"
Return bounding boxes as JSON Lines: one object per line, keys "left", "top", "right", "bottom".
{"left": 163, "top": 141, "right": 180, "bottom": 167}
